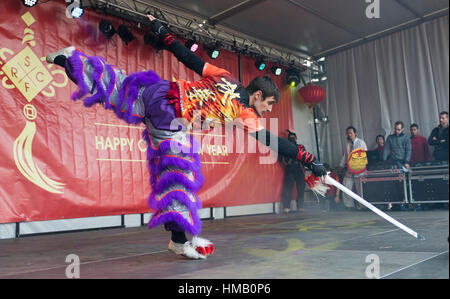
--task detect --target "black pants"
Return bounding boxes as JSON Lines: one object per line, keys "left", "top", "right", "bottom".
{"left": 434, "top": 149, "right": 449, "bottom": 162}
{"left": 320, "top": 195, "right": 343, "bottom": 211}
{"left": 281, "top": 166, "right": 305, "bottom": 210}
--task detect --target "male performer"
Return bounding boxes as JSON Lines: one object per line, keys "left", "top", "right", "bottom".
{"left": 45, "top": 15, "right": 326, "bottom": 259}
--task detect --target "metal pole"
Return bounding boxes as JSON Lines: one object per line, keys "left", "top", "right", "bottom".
{"left": 312, "top": 106, "right": 321, "bottom": 161}
{"left": 238, "top": 52, "right": 242, "bottom": 82}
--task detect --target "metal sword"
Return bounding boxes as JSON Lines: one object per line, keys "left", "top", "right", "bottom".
{"left": 324, "top": 174, "right": 425, "bottom": 240}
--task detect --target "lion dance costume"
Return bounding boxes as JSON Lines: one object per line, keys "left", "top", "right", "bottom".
{"left": 47, "top": 18, "right": 326, "bottom": 259}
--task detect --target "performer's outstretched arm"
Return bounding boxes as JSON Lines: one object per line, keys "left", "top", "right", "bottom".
{"left": 146, "top": 16, "right": 326, "bottom": 176}
{"left": 148, "top": 16, "right": 205, "bottom": 76}
{"left": 250, "top": 129, "right": 327, "bottom": 176}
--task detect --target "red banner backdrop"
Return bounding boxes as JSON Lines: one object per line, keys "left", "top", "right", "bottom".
{"left": 0, "top": 0, "right": 293, "bottom": 223}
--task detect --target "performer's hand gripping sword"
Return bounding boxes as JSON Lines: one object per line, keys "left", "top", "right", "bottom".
{"left": 307, "top": 173, "right": 425, "bottom": 240}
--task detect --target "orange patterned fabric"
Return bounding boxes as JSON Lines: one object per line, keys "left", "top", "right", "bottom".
{"left": 177, "top": 63, "right": 263, "bottom": 132}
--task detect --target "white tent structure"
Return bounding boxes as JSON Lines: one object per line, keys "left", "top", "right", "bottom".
{"left": 1, "top": 0, "right": 448, "bottom": 238}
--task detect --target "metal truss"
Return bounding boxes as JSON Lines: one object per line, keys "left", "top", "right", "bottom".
{"left": 82, "top": 0, "right": 317, "bottom": 72}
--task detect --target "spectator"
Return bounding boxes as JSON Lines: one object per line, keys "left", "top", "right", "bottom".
{"left": 383, "top": 121, "right": 411, "bottom": 169}
{"left": 338, "top": 126, "right": 367, "bottom": 210}
{"left": 280, "top": 131, "right": 306, "bottom": 213}
{"left": 374, "top": 135, "right": 385, "bottom": 151}
{"left": 372, "top": 134, "right": 386, "bottom": 162}
{"left": 409, "top": 123, "right": 431, "bottom": 164}
{"left": 428, "top": 111, "right": 449, "bottom": 162}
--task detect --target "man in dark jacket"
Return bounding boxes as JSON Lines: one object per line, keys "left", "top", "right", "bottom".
{"left": 280, "top": 131, "right": 306, "bottom": 213}
{"left": 383, "top": 121, "right": 412, "bottom": 169}
{"left": 428, "top": 111, "right": 449, "bottom": 162}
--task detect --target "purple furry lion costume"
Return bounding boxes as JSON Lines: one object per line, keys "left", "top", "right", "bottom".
{"left": 67, "top": 49, "right": 205, "bottom": 237}
{"left": 48, "top": 16, "right": 327, "bottom": 260}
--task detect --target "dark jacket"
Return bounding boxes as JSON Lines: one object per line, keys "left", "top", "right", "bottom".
{"left": 428, "top": 125, "right": 449, "bottom": 161}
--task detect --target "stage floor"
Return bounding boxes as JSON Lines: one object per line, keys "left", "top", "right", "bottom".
{"left": 0, "top": 209, "right": 448, "bottom": 279}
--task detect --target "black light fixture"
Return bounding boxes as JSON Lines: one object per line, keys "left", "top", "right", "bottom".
{"left": 144, "top": 32, "right": 157, "bottom": 46}
{"left": 286, "top": 67, "right": 300, "bottom": 87}
{"left": 255, "top": 58, "right": 266, "bottom": 71}
{"left": 99, "top": 20, "right": 115, "bottom": 39}
{"left": 314, "top": 106, "right": 329, "bottom": 124}
{"left": 117, "top": 25, "right": 134, "bottom": 45}
{"left": 22, "top": 0, "right": 38, "bottom": 7}
{"left": 317, "top": 57, "right": 326, "bottom": 73}
{"left": 271, "top": 65, "right": 282, "bottom": 76}
{"left": 185, "top": 37, "right": 199, "bottom": 52}
{"left": 311, "top": 73, "right": 327, "bottom": 83}
{"left": 144, "top": 32, "right": 164, "bottom": 52}
{"left": 66, "top": 0, "right": 84, "bottom": 18}
{"left": 205, "top": 42, "right": 221, "bottom": 59}
{"left": 311, "top": 57, "right": 327, "bottom": 83}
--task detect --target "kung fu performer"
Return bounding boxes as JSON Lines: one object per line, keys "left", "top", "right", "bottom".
{"left": 45, "top": 15, "right": 327, "bottom": 259}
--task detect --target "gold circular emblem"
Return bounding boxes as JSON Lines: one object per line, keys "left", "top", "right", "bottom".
{"left": 23, "top": 104, "right": 37, "bottom": 120}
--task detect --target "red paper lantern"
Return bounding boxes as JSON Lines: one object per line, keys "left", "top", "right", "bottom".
{"left": 298, "top": 83, "right": 326, "bottom": 106}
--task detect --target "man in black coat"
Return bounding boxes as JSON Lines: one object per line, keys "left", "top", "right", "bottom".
{"left": 280, "top": 131, "right": 306, "bottom": 213}
{"left": 428, "top": 111, "right": 449, "bottom": 162}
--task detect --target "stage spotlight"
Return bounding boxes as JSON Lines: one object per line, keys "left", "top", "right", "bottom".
{"left": 316, "top": 58, "right": 326, "bottom": 74}
{"left": 144, "top": 32, "right": 164, "bottom": 52}
{"left": 22, "top": 0, "right": 38, "bottom": 7}
{"left": 144, "top": 32, "right": 157, "bottom": 46}
{"left": 271, "top": 65, "right": 282, "bottom": 76}
{"left": 99, "top": 20, "right": 115, "bottom": 39}
{"left": 71, "top": 6, "right": 84, "bottom": 18}
{"left": 255, "top": 59, "right": 266, "bottom": 71}
{"left": 66, "top": 0, "right": 84, "bottom": 18}
{"left": 117, "top": 25, "right": 134, "bottom": 45}
{"left": 311, "top": 72, "right": 327, "bottom": 83}
{"left": 185, "top": 38, "right": 199, "bottom": 52}
{"left": 286, "top": 67, "right": 300, "bottom": 87}
{"left": 209, "top": 48, "right": 220, "bottom": 59}
{"left": 205, "top": 42, "right": 221, "bottom": 59}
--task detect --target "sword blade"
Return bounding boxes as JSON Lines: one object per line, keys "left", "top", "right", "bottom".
{"left": 324, "top": 175, "right": 424, "bottom": 240}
